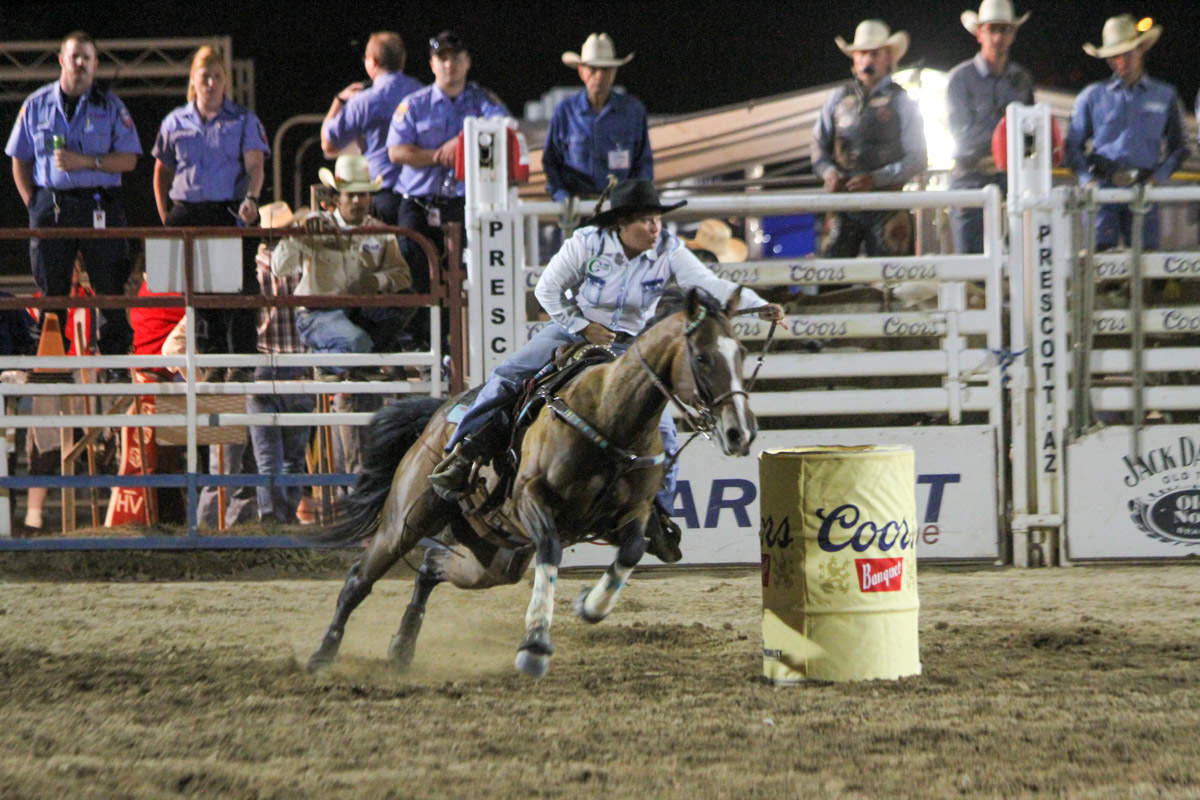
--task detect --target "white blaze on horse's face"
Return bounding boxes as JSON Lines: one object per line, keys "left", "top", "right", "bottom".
{"left": 713, "top": 334, "right": 756, "bottom": 456}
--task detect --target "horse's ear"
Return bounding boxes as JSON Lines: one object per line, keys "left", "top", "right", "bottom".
{"left": 724, "top": 286, "right": 743, "bottom": 316}
{"left": 685, "top": 286, "right": 703, "bottom": 320}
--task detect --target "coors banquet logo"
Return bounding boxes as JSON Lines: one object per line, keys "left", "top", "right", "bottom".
{"left": 1123, "top": 435, "right": 1200, "bottom": 547}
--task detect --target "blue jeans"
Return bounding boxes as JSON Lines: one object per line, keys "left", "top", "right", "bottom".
{"left": 296, "top": 306, "right": 412, "bottom": 375}
{"left": 247, "top": 366, "right": 313, "bottom": 523}
{"left": 446, "top": 322, "right": 678, "bottom": 506}
{"left": 197, "top": 440, "right": 258, "bottom": 528}
{"left": 1094, "top": 200, "right": 1160, "bottom": 251}
{"left": 950, "top": 171, "right": 1007, "bottom": 254}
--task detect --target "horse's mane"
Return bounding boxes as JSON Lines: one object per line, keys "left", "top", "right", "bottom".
{"left": 648, "top": 286, "right": 725, "bottom": 327}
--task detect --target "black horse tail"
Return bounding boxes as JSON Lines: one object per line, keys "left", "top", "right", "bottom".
{"left": 310, "top": 395, "right": 446, "bottom": 546}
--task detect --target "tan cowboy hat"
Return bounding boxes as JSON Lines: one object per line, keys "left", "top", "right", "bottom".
{"left": 258, "top": 200, "right": 294, "bottom": 228}
{"left": 684, "top": 219, "right": 748, "bottom": 264}
{"left": 317, "top": 154, "right": 383, "bottom": 194}
{"left": 835, "top": 20, "right": 909, "bottom": 63}
{"left": 562, "top": 33, "right": 634, "bottom": 68}
{"left": 1083, "top": 14, "right": 1162, "bottom": 59}
{"left": 961, "top": 0, "right": 1030, "bottom": 34}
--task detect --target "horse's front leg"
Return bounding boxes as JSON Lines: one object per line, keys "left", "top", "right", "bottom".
{"left": 514, "top": 477, "right": 562, "bottom": 678}
{"left": 574, "top": 514, "right": 647, "bottom": 624}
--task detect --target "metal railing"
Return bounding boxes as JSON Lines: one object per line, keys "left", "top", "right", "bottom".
{"left": 0, "top": 223, "right": 464, "bottom": 547}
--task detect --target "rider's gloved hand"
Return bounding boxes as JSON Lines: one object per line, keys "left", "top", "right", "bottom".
{"left": 758, "top": 303, "right": 785, "bottom": 322}
{"left": 581, "top": 322, "right": 616, "bottom": 346}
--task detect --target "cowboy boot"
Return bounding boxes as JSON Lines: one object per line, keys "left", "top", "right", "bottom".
{"left": 644, "top": 499, "right": 683, "bottom": 563}
{"left": 428, "top": 438, "right": 484, "bottom": 501}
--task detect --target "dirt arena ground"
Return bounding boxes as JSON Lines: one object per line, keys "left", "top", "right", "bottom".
{"left": 0, "top": 557, "right": 1197, "bottom": 799}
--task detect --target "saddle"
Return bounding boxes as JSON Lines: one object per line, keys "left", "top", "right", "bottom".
{"left": 511, "top": 342, "right": 618, "bottom": 442}
{"left": 450, "top": 341, "right": 682, "bottom": 563}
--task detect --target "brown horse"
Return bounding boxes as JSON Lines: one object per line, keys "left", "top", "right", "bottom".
{"left": 307, "top": 287, "right": 758, "bottom": 678}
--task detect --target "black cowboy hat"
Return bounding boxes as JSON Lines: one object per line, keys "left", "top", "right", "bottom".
{"left": 585, "top": 179, "right": 687, "bottom": 228}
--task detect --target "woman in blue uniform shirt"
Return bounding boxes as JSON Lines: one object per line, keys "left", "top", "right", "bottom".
{"left": 151, "top": 46, "right": 270, "bottom": 380}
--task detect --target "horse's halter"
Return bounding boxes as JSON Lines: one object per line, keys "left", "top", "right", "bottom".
{"left": 632, "top": 305, "right": 771, "bottom": 437}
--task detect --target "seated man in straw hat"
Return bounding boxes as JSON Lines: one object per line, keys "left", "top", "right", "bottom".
{"left": 270, "top": 154, "right": 413, "bottom": 381}
{"left": 812, "top": 20, "right": 927, "bottom": 258}
{"left": 543, "top": 33, "right": 652, "bottom": 204}
{"left": 947, "top": 1, "right": 1034, "bottom": 254}
{"left": 1065, "top": 14, "right": 1189, "bottom": 251}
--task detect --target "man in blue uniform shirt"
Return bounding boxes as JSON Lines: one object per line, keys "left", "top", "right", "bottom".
{"left": 386, "top": 30, "right": 508, "bottom": 296}
{"left": 1065, "top": 14, "right": 1189, "bottom": 251}
{"left": 321, "top": 31, "right": 424, "bottom": 224}
{"left": 813, "top": 20, "right": 927, "bottom": 258}
{"left": 6, "top": 31, "right": 141, "bottom": 359}
{"left": 946, "top": 1, "right": 1034, "bottom": 254}
{"left": 542, "top": 33, "right": 652, "bottom": 204}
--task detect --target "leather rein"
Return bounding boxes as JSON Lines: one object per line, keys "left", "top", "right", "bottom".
{"left": 631, "top": 305, "right": 777, "bottom": 450}
{"left": 543, "top": 304, "right": 777, "bottom": 538}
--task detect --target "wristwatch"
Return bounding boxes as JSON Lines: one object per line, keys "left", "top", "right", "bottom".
{"left": 245, "top": 195, "right": 259, "bottom": 203}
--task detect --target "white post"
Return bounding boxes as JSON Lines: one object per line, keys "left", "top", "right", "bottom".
{"left": 463, "top": 116, "right": 521, "bottom": 384}
{"left": 0, "top": 388, "right": 9, "bottom": 538}
{"left": 1050, "top": 187, "right": 1073, "bottom": 566}
{"left": 1005, "top": 102, "right": 1060, "bottom": 566}
{"left": 938, "top": 282, "right": 965, "bottom": 425}
{"left": 981, "top": 185, "right": 1007, "bottom": 564}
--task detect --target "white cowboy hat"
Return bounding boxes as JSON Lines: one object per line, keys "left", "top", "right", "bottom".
{"left": 961, "top": 0, "right": 1030, "bottom": 34}
{"left": 835, "top": 20, "right": 909, "bottom": 63}
{"left": 317, "top": 154, "right": 382, "bottom": 194}
{"left": 562, "top": 33, "right": 634, "bottom": 68}
{"left": 684, "top": 219, "right": 748, "bottom": 263}
{"left": 258, "top": 200, "right": 294, "bottom": 228}
{"left": 1083, "top": 14, "right": 1162, "bottom": 59}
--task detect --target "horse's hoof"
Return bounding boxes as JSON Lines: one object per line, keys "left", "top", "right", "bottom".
{"left": 306, "top": 649, "right": 334, "bottom": 674}
{"left": 388, "top": 633, "right": 417, "bottom": 671}
{"left": 514, "top": 649, "right": 550, "bottom": 678}
{"left": 573, "top": 588, "right": 605, "bottom": 624}
{"left": 388, "top": 604, "right": 425, "bottom": 671}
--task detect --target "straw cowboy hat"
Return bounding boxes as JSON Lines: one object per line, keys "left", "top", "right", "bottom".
{"left": 835, "top": 20, "right": 909, "bottom": 63}
{"left": 258, "top": 200, "right": 294, "bottom": 228}
{"left": 961, "top": 0, "right": 1030, "bottom": 34}
{"left": 585, "top": 179, "right": 685, "bottom": 228}
{"left": 684, "top": 219, "right": 748, "bottom": 263}
{"left": 1083, "top": 14, "right": 1161, "bottom": 59}
{"left": 317, "top": 154, "right": 382, "bottom": 194}
{"left": 562, "top": 33, "right": 634, "bottom": 68}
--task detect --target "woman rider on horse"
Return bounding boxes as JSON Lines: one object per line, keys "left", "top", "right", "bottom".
{"left": 429, "top": 179, "right": 784, "bottom": 548}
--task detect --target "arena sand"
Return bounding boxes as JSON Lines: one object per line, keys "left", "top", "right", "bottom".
{"left": 0, "top": 563, "right": 1197, "bottom": 798}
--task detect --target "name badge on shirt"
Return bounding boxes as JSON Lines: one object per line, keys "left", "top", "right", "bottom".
{"left": 607, "top": 148, "right": 631, "bottom": 171}
{"left": 92, "top": 209, "right": 106, "bottom": 229}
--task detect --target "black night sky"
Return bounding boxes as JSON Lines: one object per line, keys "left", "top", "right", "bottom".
{"left": 2, "top": 0, "right": 1200, "bottom": 249}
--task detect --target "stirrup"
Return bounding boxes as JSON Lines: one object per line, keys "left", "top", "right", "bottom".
{"left": 646, "top": 502, "right": 683, "bottom": 563}
{"left": 428, "top": 443, "right": 475, "bottom": 501}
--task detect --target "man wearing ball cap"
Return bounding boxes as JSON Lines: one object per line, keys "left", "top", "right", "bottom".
{"left": 812, "top": 20, "right": 927, "bottom": 257}
{"left": 1064, "top": 14, "right": 1189, "bottom": 250}
{"left": 946, "top": 1, "right": 1034, "bottom": 254}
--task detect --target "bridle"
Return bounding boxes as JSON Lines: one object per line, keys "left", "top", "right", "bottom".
{"left": 542, "top": 303, "right": 777, "bottom": 540}
{"left": 631, "top": 305, "right": 777, "bottom": 439}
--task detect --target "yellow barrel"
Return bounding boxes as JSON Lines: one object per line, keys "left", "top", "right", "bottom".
{"left": 759, "top": 445, "right": 920, "bottom": 683}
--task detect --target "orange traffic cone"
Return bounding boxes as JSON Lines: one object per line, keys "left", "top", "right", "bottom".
{"left": 34, "top": 314, "right": 70, "bottom": 374}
